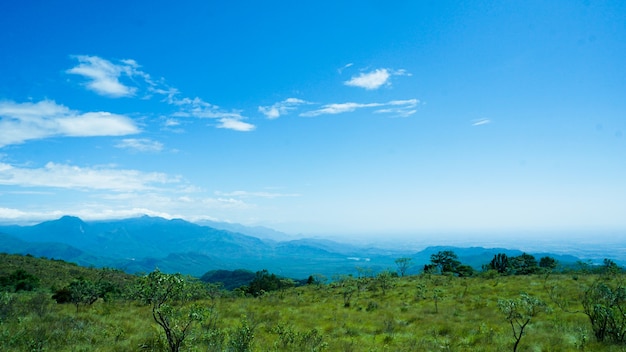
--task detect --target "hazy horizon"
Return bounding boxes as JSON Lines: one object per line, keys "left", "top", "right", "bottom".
{"left": 1, "top": 2, "right": 625, "bottom": 236}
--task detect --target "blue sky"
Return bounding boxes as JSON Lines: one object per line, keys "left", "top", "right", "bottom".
{"left": 0, "top": 1, "right": 625, "bottom": 237}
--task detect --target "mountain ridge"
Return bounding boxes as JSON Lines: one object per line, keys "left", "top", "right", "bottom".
{"left": 0, "top": 215, "right": 613, "bottom": 278}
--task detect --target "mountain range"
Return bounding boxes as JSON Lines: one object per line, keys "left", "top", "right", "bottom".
{"left": 0, "top": 215, "right": 589, "bottom": 278}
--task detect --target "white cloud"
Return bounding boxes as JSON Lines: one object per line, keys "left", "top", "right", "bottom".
{"left": 67, "top": 55, "right": 142, "bottom": 97}
{"left": 338, "top": 63, "right": 354, "bottom": 74}
{"left": 0, "top": 162, "right": 178, "bottom": 192}
{"left": 300, "top": 99, "right": 418, "bottom": 117}
{"left": 344, "top": 68, "right": 410, "bottom": 90}
{"left": 0, "top": 100, "right": 140, "bottom": 147}
{"left": 472, "top": 118, "right": 491, "bottom": 126}
{"left": 115, "top": 138, "right": 164, "bottom": 152}
{"left": 217, "top": 118, "right": 255, "bottom": 132}
{"left": 215, "top": 190, "right": 301, "bottom": 198}
{"left": 373, "top": 99, "right": 419, "bottom": 117}
{"left": 166, "top": 94, "right": 256, "bottom": 131}
{"left": 344, "top": 69, "right": 390, "bottom": 90}
{"left": 67, "top": 55, "right": 256, "bottom": 132}
{"left": 258, "top": 98, "right": 308, "bottom": 119}
{"left": 300, "top": 102, "right": 382, "bottom": 117}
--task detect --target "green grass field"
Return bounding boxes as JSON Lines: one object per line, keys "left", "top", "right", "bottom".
{"left": 1, "top": 253, "right": 625, "bottom": 351}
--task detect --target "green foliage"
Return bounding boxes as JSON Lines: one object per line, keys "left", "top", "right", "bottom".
{"left": 200, "top": 269, "right": 256, "bottom": 290}
{"left": 428, "top": 250, "right": 474, "bottom": 277}
{"left": 430, "top": 250, "right": 461, "bottom": 274}
{"left": 52, "top": 278, "right": 99, "bottom": 311}
{"left": 498, "top": 293, "right": 548, "bottom": 351}
{"left": 272, "top": 323, "right": 327, "bottom": 351}
{"left": 394, "top": 257, "right": 413, "bottom": 277}
{"left": 228, "top": 315, "right": 255, "bottom": 352}
{"left": 5, "top": 252, "right": 626, "bottom": 351}
{"left": 375, "top": 270, "right": 394, "bottom": 296}
{"left": 486, "top": 252, "right": 544, "bottom": 276}
{"left": 133, "top": 269, "right": 210, "bottom": 352}
{"left": 582, "top": 279, "right": 626, "bottom": 343}
{"left": 510, "top": 253, "right": 540, "bottom": 275}
{"left": 243, "top": 269, "right": 295, "bottom": 297}
{"left": 0, "top": 269, "right": 40, "bottom": 292}
{"left": 488, "top": 253, "right": 510, "bottom": 274}
{"left": 334, "top": 275, "right": 357, "bottom": 307}
{"left": 0, "top": 253, "right": 135, "bottom": 291}
{"left": 539, "top": 256, "right": 558, "bottom": 270}
{"left": 0, "top": 292, "right": 17, "bottom": 322}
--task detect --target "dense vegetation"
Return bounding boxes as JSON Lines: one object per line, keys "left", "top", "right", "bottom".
{"left": 1, "top": 252, "right": 625, "bottom": 351}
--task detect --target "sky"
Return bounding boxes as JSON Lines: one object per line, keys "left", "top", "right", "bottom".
{"left": 0, "top": 1, "right": 625, "bottom": 237}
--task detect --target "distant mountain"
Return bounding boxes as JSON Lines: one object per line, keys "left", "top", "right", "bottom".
{"left": 0, "top": 216, "right": 591, "bottom": 278}
{"left": 0, "top": 232, "right": 114, "bottom": 268}
{"left": 195, "top": 220, "right": 294, "bottom": 242}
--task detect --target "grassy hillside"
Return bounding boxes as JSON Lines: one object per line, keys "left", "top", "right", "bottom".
{"left": 0, "top": 253, "right": 136, "bottom": 292}
{"left": 2, "top": 253, "right": 626, "bottom": 351}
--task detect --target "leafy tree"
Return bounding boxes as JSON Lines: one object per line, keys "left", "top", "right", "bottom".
{"left": 395, "top": 257, "right": 413, "bottom": 277}
{"left": 133, "top": 269, "right": 208, "bottom": 352}
{"left": 376, "top": 270, "right": 394, "bottom": 296}
{"left": 335, "top": 275, "right": 357, "bottom": 308}
{"left": 430, "top": 250, "right": 461, "bottom": 274}
{"left": 498, "top": 293, "right": 547, "bottom": 352}
{"left": 510, "top": 253, "right": 539, "bottom": 275}
{"left": 422, "top": 264, "right": 437, "bottom": 275}
{"left": 244, "top": 269, "right": 294, "bottom": 297}
{"left": 455, "top": 264, "right": 475, "bottom": 277}
{"left": 539, "top": 256, "right": 557, "bottom": 271}
{"left": 581, "top": 279, "right": 626, "bottom": 343}
{"left": 52, "top": 278, "right": 99, "bottom": 312}
{"left": 488, "top": 253, "right": 510, "bottom": 274}
{"left": 601, "top": 258, "right": 621, "bottom": 276}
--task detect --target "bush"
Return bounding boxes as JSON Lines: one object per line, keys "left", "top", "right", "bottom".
{"left": 582, "top": 280, "right": 626, "bottom": 343}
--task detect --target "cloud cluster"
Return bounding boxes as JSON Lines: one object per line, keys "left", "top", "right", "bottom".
{"left": 258, "top": 98, "right": 309, "bottom": 119}
{"left": 259, "top": 67, "right": 416, "bottom": 119}
{"left": 301, "top": 99, "right": 418, "bottom": 118}
{"left": 166, "top": 94, "right": 255, "bottom": 132}
{"left": 0, "top": 56, "right": 420, "bottom": 224}
{"left": 67, "top": 57, "right": 257, "bottom": 132}
{"left": 66, "top": 55, "right": 152, "bottom": 97}
{"left": 115, "top": 138, "right": 164, "bottom": 152}
{"left": 0, "top": 162, "right": 177, "bottom": 192}
{"left": 215, "top": 190, "right": 301, "bottom": 198}
{"left": 344, "top": 68, "right": 410, "bottom": 90}
{"left": 0, "top": 100, "right": 139, "bottom": 147}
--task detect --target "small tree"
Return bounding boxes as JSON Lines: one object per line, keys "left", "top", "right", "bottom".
{"left": 430, "top": 250, "right": 461, "bottom": 274}
{"left": 134, "top": 269, "right": 208, "bottom": 352}
{"left": 509, "top": 253, "right": 540, "bottom": 275}
{"left": 601, "top": 258, "right": 621, "bottom": 276}
{"left": 395, "top": 257, "right": 413, "bottom": 277}
{"left": 488, "top": 253, "right": 510, "bottom": 274}
{"left": 539, "top": 256, "right": 557, "bottom": 271}
{"left": 498, "top": 293, "right": 547, "bottom": 352}
{"left": 52, "top": 278, "right": 99, "bottom": 312}
{"left": 228, "top": 315, "right": 255, "bottom": 352}
{"left": 376, "top": 270, "right": 394, "bottom": 296}
{"left": 335, "top": 275, "right": 357, "bottom": 308}
{"left": 581, "top": 280, "right": 626, "bottom": 343}
{"left": 432, "top": 288, "right": 444, "bottom": 313}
